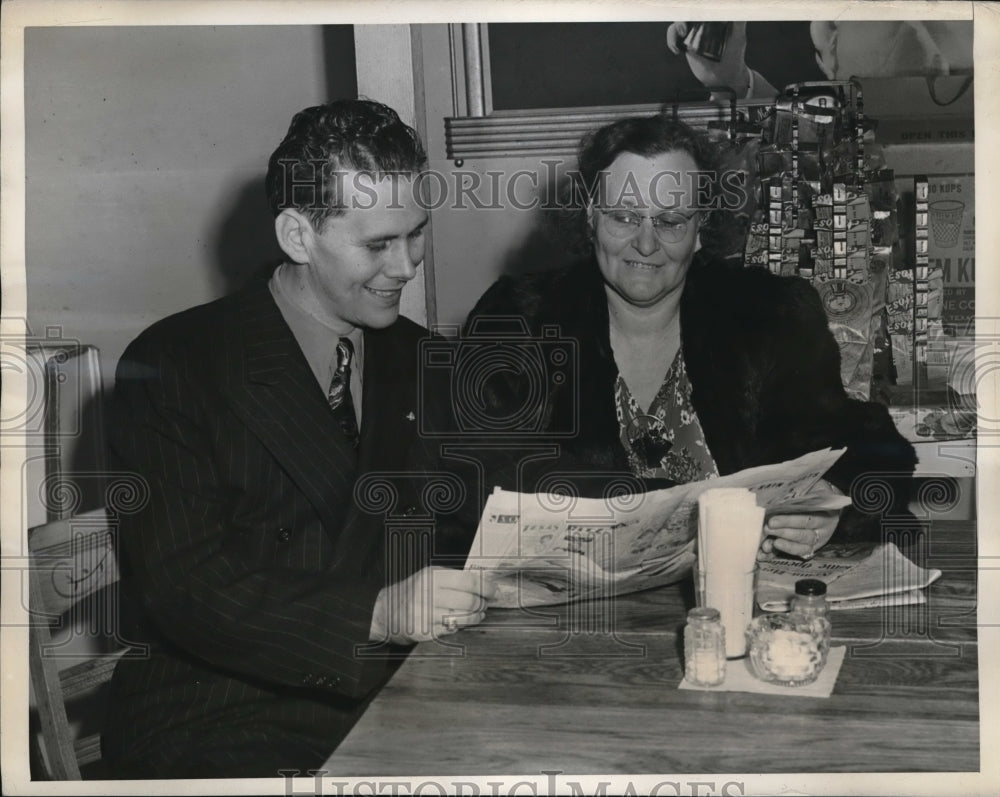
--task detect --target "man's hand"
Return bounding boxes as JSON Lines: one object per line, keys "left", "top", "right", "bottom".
{"left": 369, "top": 566, "right": 495, "bottom": 644}
{"left": 666, "top": 22, "right": 777, "bottom": 100}
{"left": 760, "top": 480, "right": 843, "bottom": 559}
{"left": 667, "top": 22, "right": 750, "bottom": 95}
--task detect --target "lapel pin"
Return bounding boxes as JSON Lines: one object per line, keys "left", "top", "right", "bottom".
{"left": 406, "top": 412, "right": 415, "bottom": 421}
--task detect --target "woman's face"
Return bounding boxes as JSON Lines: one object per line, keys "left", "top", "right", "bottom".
{"left": 589, "top": 150, "right": 703, "bottom": 310}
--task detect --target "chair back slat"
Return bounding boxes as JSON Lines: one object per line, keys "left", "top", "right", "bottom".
{"left": 30, "top": 510, "right": 119, "bottom": 618}
{"left": 59, "top": 651, "right": 127, "bottom": 699}
{"left": 29, "top": 575, "right": 81, "bottom": 780}
{"left": 29, "top": 507, "right": 122, "bottom": 780}
{"left": 74, "top": 735, "right": 103, "bottom": 767}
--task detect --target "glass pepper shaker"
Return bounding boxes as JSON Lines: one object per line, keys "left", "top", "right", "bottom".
{"left": 684, "top": 607, "right": 726, "bottom": 686}
{"left": 747, "top": 578, "right": 832, "bottom": 686}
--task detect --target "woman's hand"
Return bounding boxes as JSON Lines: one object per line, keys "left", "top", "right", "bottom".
{"left": 761, "top": 512, "right": 839, "bottom": 559}
{"left": 369, "top": 566, "right": 495, "bottom": 644}
{"left": 760, "top": 480, "right": 844, "bottom": 559}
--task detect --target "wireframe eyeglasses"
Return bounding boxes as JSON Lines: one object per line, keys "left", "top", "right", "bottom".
{"left": 598, "top": 207, "right": 700, "bottom": 244}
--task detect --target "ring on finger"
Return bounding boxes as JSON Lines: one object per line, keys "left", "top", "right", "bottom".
{"left": 442, "top": 615, "right": 459, "bottom": 633}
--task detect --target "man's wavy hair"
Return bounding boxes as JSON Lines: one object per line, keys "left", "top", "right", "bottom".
{"left": 265, "top": 98, "right": 427, "bottom": 229}
{"left": 557, "top": 114, "right": 733, "bottom": 257}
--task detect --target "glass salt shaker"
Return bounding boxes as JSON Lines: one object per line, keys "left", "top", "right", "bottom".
{"left": 684, "top": 607, "right": 726, "bottom": 686}
{"left": 747, "top": 578, "right": 832, "bottom": 686}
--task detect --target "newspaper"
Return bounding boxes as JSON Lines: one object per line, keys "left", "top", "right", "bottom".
{"left": 465, "top": 447, "right": 852, "bottom": 608}
{"left": 755, "top": 541, "right": 942, "bottom": 612}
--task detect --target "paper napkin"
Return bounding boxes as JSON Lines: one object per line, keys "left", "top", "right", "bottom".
{"left": 678, "top": 645, "right": 846, "bottom": 698}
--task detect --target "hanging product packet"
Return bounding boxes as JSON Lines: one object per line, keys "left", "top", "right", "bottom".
{"left": 742, "top": 80, "right": 898, "bottom": 402}
{"left": 705, "top": 117, "right": 766, "bottom": 261}
{"left": 815, "top": 182, "right": 877, "bottom": 401}
{"left": 865, "top": 164, "right": 904, "bottom": 402}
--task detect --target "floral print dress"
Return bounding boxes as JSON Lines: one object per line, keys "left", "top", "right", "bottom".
{"left": 614, "top": 348, "right": 719, "bottom": 483}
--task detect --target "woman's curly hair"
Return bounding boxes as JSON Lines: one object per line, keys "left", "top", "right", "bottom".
{"left": 554, "top": 114, "right": 741, "bottom": 258}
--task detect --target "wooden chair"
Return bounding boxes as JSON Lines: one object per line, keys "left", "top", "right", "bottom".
{"left": 29, "top": 507, "right": 130, "bottom": 779}
{"left": 21, "top": 342, "right": 107, "bottom": 528}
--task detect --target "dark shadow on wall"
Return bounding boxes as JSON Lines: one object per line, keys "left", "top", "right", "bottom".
{"left": 208, "top": 24, "right": 356, "bottom": 298}
{"left": 497, "top": 167, "right": 589, "bottom": 279}
{"left": 210, "top": 177, "right": 285, "bottom": 296}
{"left": 497, "top": 223, "right": 571, "bottom": 279}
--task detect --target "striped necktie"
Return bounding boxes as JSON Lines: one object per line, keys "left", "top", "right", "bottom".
{"left": 327, "top": 337, "right": 360, "bottom": 448}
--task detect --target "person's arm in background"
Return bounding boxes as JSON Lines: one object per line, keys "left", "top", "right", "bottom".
{"left": 666, "top": 22, "right": 778, "bottom": 101}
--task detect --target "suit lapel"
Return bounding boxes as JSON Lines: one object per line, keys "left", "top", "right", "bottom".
{"left": 358, "top": 324, "right": 419, "bottom": 476}
{"left": 219, "top": 286, "right": 425, "bottom": 571}
{"left": 336, "top": 324, "right": 424, "bottom": 574}
{"left": 220, "top": 285, "right": 359, "bottom": 539}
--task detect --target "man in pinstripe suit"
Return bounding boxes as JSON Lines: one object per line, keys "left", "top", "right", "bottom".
{"left": 102, "top": 100, "right": 492, "bottom": 778}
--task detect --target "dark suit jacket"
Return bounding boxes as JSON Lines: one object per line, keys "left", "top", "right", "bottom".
{"left": 463, "top": 252, "right": 917, "bottom": 540}
{"left": 102, "top": 282, "right": 446, "bottom": 777}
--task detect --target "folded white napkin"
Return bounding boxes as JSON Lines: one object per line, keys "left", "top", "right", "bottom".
{"left": 697, "top": 488, "right": 763, "bottom": 575}
{"left": 678, "top": 645, "right": 846, "bottom": 699}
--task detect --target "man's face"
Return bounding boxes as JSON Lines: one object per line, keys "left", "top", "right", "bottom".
{"left": 300, "top": 171, "right": 428, "bottom": 330}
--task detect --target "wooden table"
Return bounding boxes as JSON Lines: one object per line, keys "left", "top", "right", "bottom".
{"left": 325, "top": 521, "right": 978, "bottom": 775}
